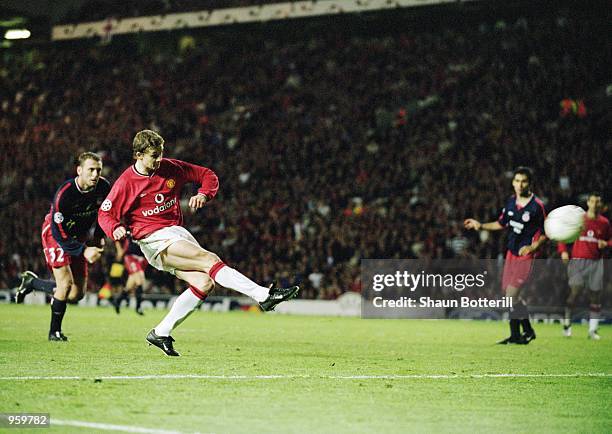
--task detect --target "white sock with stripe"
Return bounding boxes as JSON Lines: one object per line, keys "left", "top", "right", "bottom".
{"left": 154, "top": 289, "right": 202, "bottom": 336}
{"left": 212, "top": 265, "right": 269, "bottom": 302}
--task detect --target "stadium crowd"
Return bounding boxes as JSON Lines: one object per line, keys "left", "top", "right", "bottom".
{"left": 0, "top": 7, "right": 609, "bottom": 305}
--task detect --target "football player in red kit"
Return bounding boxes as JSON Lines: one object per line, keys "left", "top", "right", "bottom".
{"left": 559, "top": 192, "right": 611, "bottom": 340}
{"left": 98, "top": 130, "right": 299, "bottom": 356}
{"left": 111, "top": 237, "right": 148, "bottom": 315}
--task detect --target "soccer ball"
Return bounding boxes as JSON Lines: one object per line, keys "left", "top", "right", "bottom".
{"left": 544, "top": 205, "right": 585, "bottom": 243}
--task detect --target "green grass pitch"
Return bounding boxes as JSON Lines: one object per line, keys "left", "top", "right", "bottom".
{"left": 1, "top": 304, "right": 610, "bottom": 433}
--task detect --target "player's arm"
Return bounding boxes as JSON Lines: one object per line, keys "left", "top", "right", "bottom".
{"left": 598, "top": 222, "right": 612, "bottom": 249}
{"left": 557, "top": 242, "right": 570, "bottom": 264}
{"left": 519, "top": 234, "right": 547, "bottom": 256}
{"left": 171, "top": 159, "right": 219, "bottom": 210}
{"left": 91, "top": 223, "right": 107, "bottom": 248}
{"left": 463, "top": 219, "right": 504, "bottom": 231}
{"left": 50, "top": 186, "right": 103, "bottom": 263}
{"left": 98, "top": 179, "right": 130, "bottom": 241}
{"left": 465, "top": 204, "right": 509, "bottom": 232}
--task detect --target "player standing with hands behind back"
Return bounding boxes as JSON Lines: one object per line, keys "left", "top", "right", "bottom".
{"left": 464, "top": 167, "right": 547, "bottom": 344}
{"left": 98, "top": 130, "right": 299, "bottom": 356}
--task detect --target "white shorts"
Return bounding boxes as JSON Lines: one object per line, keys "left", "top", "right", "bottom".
{"left": 568, "top": 258, "right": 604, "bottom": 292}
{"left": 136, "top": 226, "right": 200, "bottom": 275}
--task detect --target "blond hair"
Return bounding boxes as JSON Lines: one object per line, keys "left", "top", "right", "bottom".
{"left": 133, "top": 130, "right": 164, "bottom": 158}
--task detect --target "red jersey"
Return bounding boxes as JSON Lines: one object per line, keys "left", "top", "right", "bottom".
{"left": 558, "top": 214, "right": 611, "bottom": 259}
{"left": 98, "top": 158, "right": 218, "bottom": 240}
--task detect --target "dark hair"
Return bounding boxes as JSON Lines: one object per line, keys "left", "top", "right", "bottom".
{"left": 133, "top": 130, "right": 164, "bottom": 158}
{"left": 77, "top": 151, "right": 102, "bottom": 166}
{"left": 513, "top": 166, "right": 533, "bottom": 184}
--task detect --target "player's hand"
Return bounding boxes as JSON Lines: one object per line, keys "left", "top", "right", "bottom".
{"left": 518, "top": 245, "right": 534, "bottom": 256}
{"left": 188, "top": 193, "right": 208, "bottom": 211}
{"left": 560, "top": 251, "right": 570, "bottom": 265}
{"left": 113, "top": 226, "right": 127, "bottom": 241}
{"left": 84, "top": 246, "right": 104, "bottom": 264}
{"left": 597, "top": 240, "right": 607, "bottom": 249}
{"left": 463, "top": 219, "right": 481, "bottom": 231}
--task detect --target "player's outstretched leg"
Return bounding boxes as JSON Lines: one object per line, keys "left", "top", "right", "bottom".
{"left": 258, "top": 283, "right": 300, "bottom": 312}
{"left": 14, "top": 271, "right": 37, "bottom": 303}
{"left": 162, "top": 241, "right": 300, "bottom": 310}
{"left": 14, "top": 271, "right": 56, "bottom": 303}
{"left": 207, "top": 262, "right": 299, "bottom": 311}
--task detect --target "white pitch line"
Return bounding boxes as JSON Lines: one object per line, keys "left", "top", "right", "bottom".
{"left": 0, "top": 373, "right": 610, "bottom": 381}
{"left": 52, "top": 418, "right": 189, "bottom": 433}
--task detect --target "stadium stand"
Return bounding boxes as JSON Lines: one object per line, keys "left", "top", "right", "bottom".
{"left": 0, "top": 2, "right": 609, "bottom": 307}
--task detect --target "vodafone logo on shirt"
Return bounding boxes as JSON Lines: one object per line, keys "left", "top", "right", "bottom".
{"left": 141, "top": 196, "right": 177, "bottom": 216}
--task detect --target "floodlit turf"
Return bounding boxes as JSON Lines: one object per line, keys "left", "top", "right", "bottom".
{"left": 0, "top": 304, "right": 610, "bottom": 433}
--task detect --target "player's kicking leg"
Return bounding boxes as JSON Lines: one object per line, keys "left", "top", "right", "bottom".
{"left": 145, "top": 240, "right": 299, "bottom": 356}
{"left": 160, "top": 240, "right": 299, "bottom": 311}
{"left": 14, "top": 271, "right": 56, "bottom": 303}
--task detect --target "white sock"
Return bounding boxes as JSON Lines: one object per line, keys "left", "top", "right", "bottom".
{"left": 589, "top": 318, "right": 599, "bottom": 333}
{"left": 154, "top": 289, "right": 202, "bottom": 336}
{"left": 213, "top": 266, "right": 269, "bottom": 302}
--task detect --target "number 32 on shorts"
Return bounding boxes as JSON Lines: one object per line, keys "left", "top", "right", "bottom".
{"left": 44, "top": 247, "right": 65, "bottom": 264}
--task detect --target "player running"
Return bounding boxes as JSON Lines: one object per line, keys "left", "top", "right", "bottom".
{"left": 559, "top": 192, "right": 610, "bottom": 339}
{"left": 98, "top": 130, "right": 299, "bottom": 356}
{"left": 15, "top": 152, "right": 109, "bottom": 341}
{"left": 110, "top": 237, "right": 148, "bottom": 315}
{"left": 464, "top": 167, "right": 547, "bottom": 344}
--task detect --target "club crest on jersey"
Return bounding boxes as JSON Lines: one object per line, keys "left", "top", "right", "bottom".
{"left": 166, "top": 179, "right": 176, "bottom": 189}
{"left": 522, "top": 212, "right": 530, "bottom": 222}
{"left": 101, "top": 199, "right": 112, "bottom": 211}
{"left": 53, "top": 212, "right": 64, "bottom": 224}
{"left": 587, "top": 230, "right": 594, "bottom": 237}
